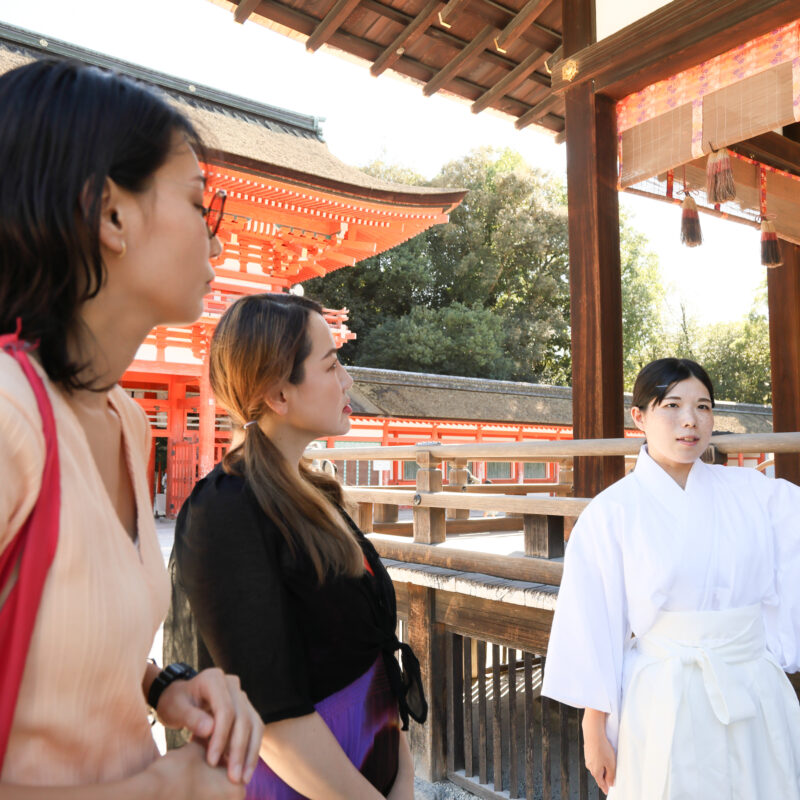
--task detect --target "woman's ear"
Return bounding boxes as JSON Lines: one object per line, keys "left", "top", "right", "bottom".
{"left": 263, "top": 383, "right": 290, "bottom": 417}
{"left": 97, "top": 177, "right": 128, "bottom": 259}
{"left": 630, "top": 405, "right": 646, "bottom": 433}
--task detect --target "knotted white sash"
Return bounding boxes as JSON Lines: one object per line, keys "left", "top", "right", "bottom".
{"left": 620, "top": 605, "right": 784, "bottom": 798}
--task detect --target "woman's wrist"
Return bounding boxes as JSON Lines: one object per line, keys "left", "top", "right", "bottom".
{"left": 142, "top": 660, "right": 161, "bottom": 705}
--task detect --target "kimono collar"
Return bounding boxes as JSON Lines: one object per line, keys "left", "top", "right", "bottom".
{"left": 633, "top": 444, "right": 708, "bottom": 504}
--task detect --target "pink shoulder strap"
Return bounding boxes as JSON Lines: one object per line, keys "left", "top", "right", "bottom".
{"left": 0, "top": 320, "right": 60, "bottom": 770}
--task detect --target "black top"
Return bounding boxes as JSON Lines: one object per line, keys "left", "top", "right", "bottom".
{"left": 169, "top": 464, "right": 426, "bottom": 727}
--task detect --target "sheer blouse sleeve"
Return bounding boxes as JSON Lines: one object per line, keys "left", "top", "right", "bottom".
{"left": 173, "top": 471, "right": 314, "bottom": 723}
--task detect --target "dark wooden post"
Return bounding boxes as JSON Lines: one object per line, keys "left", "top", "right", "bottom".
{"left": 523, "top": 514, "right": 564, "bottom": 558}
{"left": 563, "top": 0, "right": 625, "bottom": 498}
{"left": 767, "top": 240, "right": 800, "bottom": 485}
{"left": 407, "top": 584, "right": 447, "bottom": 781}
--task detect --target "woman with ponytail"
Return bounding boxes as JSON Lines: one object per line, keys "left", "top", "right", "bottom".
{"left": 168, "top": 293, "right": 425, "bottom": 799}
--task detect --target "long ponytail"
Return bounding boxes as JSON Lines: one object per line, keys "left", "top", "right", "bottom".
{"left": 211, "top": 294, "right": 363, "bottom": 582}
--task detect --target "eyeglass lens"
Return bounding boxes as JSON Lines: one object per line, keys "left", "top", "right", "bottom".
{"left": 206, "top": 190, "right": 226, "bottom": 238}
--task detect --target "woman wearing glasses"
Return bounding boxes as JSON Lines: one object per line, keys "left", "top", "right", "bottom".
{"left": 0, "top": 60, "right": 261, "bottom": 799}
{"left": 168, "top": 293, "right": 425, "bottom": 799}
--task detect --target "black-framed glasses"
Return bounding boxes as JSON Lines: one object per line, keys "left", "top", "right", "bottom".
{"left": 203, "top": 189, "right": 227, "bottom": 239}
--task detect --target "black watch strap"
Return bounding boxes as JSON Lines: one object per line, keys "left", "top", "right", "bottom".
{"left": 147, "top": 662, "right": 198, "bottom": 710}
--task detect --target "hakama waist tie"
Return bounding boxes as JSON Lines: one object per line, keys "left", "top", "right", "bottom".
{"left": 616, "top": 604, "right": 793, "bottom": 799}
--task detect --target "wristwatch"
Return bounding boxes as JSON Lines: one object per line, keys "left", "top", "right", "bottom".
{"left": 147, "top": 662, "right": 198, "bottom": 711}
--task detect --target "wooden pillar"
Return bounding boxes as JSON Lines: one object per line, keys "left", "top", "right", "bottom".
{"left": 446, "top": 458, "right": 470, "bottom": 520}
{"left": 413, "top": 451, "right": 446, "bottom": 544}
{"left": 563, "top": 0, "right": 625, "bottom": 497}
{"left": 166, "top": 377, "right": 186, "bottom": 518}
{"left": 198, "top": 354, "right": 216, "bottom": 479}
{"left": 767, "top": 240, "right": 800, "bottom": 484}
{"left": 407, "top": 584, "right": 447, "bottom": 781}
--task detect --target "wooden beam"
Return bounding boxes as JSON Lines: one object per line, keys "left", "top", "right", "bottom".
{"left": 437, "top": 0, "right": 469, "bottom": 27}
{"left": 306, "top": 0, "right": 362, "bottom": 52}
{"left": 514, "top": 91, "right": 560, "bottom": 129}
{"left": 423, "top": 25, "right": 498, "bottom": 97}
{"left": 731, "top": 132, "right": 800, "bottom": 179}
{"left": 563, "top": 0, "right": 625, "bottom": 497}
{"left": 371, "top": 0, "right": 443, "bottom": 77}
{"left": 234, "top": 0, "right": 262, "bottom": 24}
{"left": 371, "top": 537, "right": 564, "bottom": 585}
{"left": 551, "top": 0, "right": 799, "bottom": 100}
{"left": 494, "top": 0, "right": 555, "bottom": 53}
{"left": 767, "top": 241, "right": 800, "bottom": 485}
{"left": 472, "top": 47, "right": 548, "bottom": 114}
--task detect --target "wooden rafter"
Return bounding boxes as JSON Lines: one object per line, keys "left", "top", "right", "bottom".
{"left": 370, "top": 0, "right": 443, "bottom": 77}
{"left": 731, "top": 132, "right": 800, "bottom": 179}
{"left": 423, "top": 25, "right": 497, "bottom": 97}
{"left": 551, "top": 0, "right": 799, "bottom": 99}
{"left": 471, "top": 46, "right": 548, "bottom": 113}
{"left": 494, "top": 0, "right": 555, "bottom": 52}
{"left": 437, "top": 0, "right": 469, "bottom": 28}
{"left": 234, "top": 0, "right": 262, "bottom": 24}
{"left": 514, "top": 92, "right": 559, "bottom": 129}
{"left": 306, "top": 0, "right": 362, "bottom": 52}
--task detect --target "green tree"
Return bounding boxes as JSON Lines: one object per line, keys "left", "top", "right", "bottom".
{"left": 306, "top": 148, "right": 667, "bottom": 386}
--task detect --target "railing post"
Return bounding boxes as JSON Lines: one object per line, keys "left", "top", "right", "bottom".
{"left": 447, "top": 458, "right": 470, "bottom": 520}
{"left": 357, "top": 501, "right": 374, "bottom": 533}
{"left": 523, "top": 514, "right": 564, "bottom": 558}
{"left": 414, "top": 451, "right": 446, "bottom": 544}
{"left": 374, "top": 503, "right": 399, "bottom": 523}
{"left": 407, "top": 583, "right": 447, "bottom": 781}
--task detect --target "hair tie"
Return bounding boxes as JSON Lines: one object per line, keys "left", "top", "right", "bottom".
{"left": 243, "top": 420, "right": 258, "bottom": 429}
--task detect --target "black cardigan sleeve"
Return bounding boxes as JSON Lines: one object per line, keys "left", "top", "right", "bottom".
{"left": 173, "top": 468, "right": 315, "bottom": 723}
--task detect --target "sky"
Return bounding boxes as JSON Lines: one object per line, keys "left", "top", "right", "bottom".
{"left": 0, "top": 0, "right": 768, "bottom": 326}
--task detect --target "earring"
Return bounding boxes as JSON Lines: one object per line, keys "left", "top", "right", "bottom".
{"left": 119, "top": 241, "right": 127, "bottom": 258}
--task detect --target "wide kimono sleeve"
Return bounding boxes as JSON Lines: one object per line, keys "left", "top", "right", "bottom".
{"left": 171, "top": 471, "right": 315, "bottom": 724}
{"left": 762, "top": 475, "right": 800, "bottom": 673}
{"left": 541, "top": 495, "right": 630, "bottom": 748}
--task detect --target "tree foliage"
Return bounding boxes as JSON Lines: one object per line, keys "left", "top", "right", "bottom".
{"left": 305, "top": 148, "right": 770, "bottom": 406}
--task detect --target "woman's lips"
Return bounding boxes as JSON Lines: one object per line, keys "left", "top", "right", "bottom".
{"left": 343, "top": 403, "right": 352, "bottom": 415}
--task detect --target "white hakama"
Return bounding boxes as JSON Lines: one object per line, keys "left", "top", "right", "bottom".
{"left": 542, "top": 447, "right": 800, "bottom": 798}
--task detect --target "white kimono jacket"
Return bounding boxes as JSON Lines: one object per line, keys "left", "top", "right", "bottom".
{"left": 541, "top": 445, "right": 800, "bottom": 748}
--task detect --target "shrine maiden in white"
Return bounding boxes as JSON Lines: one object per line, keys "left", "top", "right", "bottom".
{"left": 542, "top": 358, "right": 800, "bottom": 799}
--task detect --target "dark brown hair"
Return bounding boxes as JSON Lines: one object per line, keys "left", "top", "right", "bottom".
{"left": 632, "top": 358, "right": 716, "bottom": 410}
{"left": 210, "top": 293, "right": 363, "bottom": 582}
{"left": 0, "top": 58, "right": 203, "bottom": 388}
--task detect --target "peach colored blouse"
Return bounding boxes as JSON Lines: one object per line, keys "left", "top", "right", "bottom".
{"left": 0, "top": 352, "right": 169, "bottom": 785}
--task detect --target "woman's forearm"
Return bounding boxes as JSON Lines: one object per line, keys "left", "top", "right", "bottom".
{"left": 0, "top": 770, "right": 157, "bottom": 800}
{"left": 260, "top": 712, "right": 385, "bottom": 800}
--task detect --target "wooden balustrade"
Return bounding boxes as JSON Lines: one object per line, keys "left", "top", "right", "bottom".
{"left": 320, "top": 433, "right": 800, "bottom": 796}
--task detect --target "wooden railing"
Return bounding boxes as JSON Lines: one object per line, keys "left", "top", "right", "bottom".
{"left": 306, "top": 433, "right": 800, "bottom": 799}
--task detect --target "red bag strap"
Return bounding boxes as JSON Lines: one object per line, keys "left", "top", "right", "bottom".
{"left": 0, "top": 320, "right": 61, "bottom": 770}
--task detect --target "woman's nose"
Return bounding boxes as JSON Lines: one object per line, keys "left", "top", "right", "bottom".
{"left": 209, "top": 233, "right": 222, "bottom": 259}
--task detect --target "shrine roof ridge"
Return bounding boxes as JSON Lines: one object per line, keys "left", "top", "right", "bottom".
{"left": 0, "top": 20, "right": 324, "bottom": 141}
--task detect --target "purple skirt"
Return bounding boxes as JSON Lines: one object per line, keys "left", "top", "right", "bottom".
{"left": 246, "top": 656, "right": 400, "bottom": 798}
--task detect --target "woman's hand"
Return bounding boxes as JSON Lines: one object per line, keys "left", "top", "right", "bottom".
{"left": 148, "top": 741, "right": 246, "bottom": 800}
{"left": 582, "top": 708, "right": 615, "bottom": 794}
{"left": 156, "top": 668, "right": 263, "bottom": 785}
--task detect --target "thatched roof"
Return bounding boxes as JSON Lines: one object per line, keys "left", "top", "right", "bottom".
{"left": 347, "top": 367, "right": 774, "bottom": 433}
{"left": 0, "top": 22, "right": 463, "bottom": 205}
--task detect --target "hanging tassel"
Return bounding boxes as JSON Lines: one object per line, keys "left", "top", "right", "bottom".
{"left": 759, "top": 165, "right": 781, "bottom": 268}
{"left": 706, "top": 146, "right": 736, "bottom": 204}
{"left": 705, "top": 149, "right": 718, "bottom": 199}
{"left": 760, "top": 218, "right": 782, "bottom": 268}
{"left": 681, "top": 194, "right": 702, "bottom": 247}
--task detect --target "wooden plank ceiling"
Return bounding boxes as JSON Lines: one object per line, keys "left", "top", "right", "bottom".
{"left": 226, "top": 0, "right": 565, "bottom": 135}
